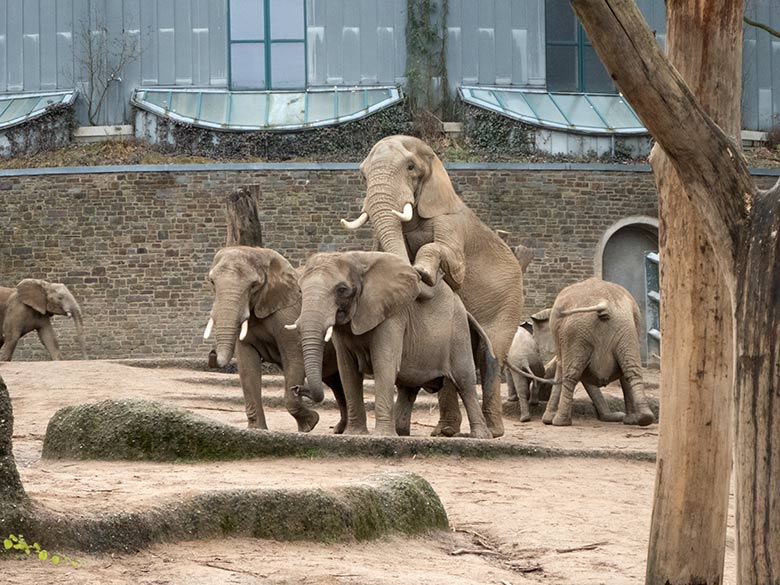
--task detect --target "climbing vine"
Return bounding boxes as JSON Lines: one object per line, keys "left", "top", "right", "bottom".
{"left": 405, "top": 0, "right": 451, "bottom": 118}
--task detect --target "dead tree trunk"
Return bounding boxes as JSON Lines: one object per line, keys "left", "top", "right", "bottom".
{"left": 570, "top": 1, "right": 779, "bottom": 583}
{"left": 0, "top": 376, "right": 29, "bottom": 529}
{"left": 225, "top": 187, "right": 263, "bottom": 248}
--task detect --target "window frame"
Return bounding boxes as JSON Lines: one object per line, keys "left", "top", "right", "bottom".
{"left": 227, "top": 0, "right": 308, "bottom": 91}
{"left": 545, "top": 0, "right": 616, "bottom": 94}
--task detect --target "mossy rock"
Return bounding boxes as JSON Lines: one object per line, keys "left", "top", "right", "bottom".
{"left": 43, "top": 399, "right": 655, "bottom": 462}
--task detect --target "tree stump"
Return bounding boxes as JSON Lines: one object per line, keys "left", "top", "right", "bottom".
{"left": 225, "top": 187, "right": 263, "bottom": 248}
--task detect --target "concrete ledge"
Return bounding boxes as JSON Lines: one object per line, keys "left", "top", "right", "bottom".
{"left": 42, "top": 399, "right": 656, "bottom": 462}
{"left": 73, "top": 125, "right": 134, "bottom": 143}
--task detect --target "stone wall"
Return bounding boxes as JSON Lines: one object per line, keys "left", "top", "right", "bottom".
{"left": 1, "top": 163, "right": 774, "bottom": 360}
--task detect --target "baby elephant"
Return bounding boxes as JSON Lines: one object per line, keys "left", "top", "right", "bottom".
{"left": 0, "top": 279, "right": 86, "bottom": 361}
{"left": 295, "top": 251, "right": 496, "bottom": 439}
{"left": 542, "top": 278, "right": 654, "bottom": 427}
{"left": 505, "top": 325, "right": 547, "bottom": 422}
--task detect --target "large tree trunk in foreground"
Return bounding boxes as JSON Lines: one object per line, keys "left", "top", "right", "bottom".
{"left": 0, "top": 375, "right": 28, "bottom": 532}
{"left": 643, "top": 2, "right": 741, "bottom": 583}
{"left": 225, "top": 187, "right": 263, "bottom": 247}
{"left": 570, "top": 1, "right": 780, "bottom": 583}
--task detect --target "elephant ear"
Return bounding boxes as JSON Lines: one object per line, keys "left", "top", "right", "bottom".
{"left": 415, "top": 144, "right": 465, "bottom": 219}
{"left": 351, "top": 252, "right": 420, "bottom": 336}
{"left": 513, "top": 245, "right": 534, "bottom": 272}
{"left": 16, "top": 279, "right": 48, "bottom": 314}
{"left": 253, "top": 252, "right": 301, "bottom": 319}
{"left": 531, "top": 308, "right": 552, "bottom": 323}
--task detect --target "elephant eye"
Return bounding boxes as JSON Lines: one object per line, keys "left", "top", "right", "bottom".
{"left": 335, "top": 283, "right": 350, "bottom": 296}
{"left": 407, "top": 162, "right": 415, "bottom": 171}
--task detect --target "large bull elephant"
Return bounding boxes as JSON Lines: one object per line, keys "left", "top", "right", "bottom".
{"left": 342, "top": 135, "right": 523, "bottom": 437}
{"left": 0, "top": 279, "right": 87, "bottom": 361}
{"left": 204, "top": 247, "right": 347, "bottom": 433}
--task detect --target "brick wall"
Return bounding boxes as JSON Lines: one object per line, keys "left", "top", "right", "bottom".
{"left": 1, "top": 163, "right": 773, "bottom": 360}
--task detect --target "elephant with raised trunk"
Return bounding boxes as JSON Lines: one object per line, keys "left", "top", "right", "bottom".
{"left": 342, "top": 135, "right": 523, "bottom": 437}
{"left": 205, "top": 247, "right": 346, "bottom": 433}
{"left": 0, "top": 279, "right": 86, "bottom": 361}
{"left": 542, "top": 278, "right": 655, "bottom": 427}
{"left": 295, "top": 251, "right": 496, "bottom": 439}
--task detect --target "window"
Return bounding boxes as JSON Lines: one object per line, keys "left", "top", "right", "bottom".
{"left": 545, "top": 0, "right": 615, "bottom": 93}
{"left": 229, "top": 0, "right": 306, "bottom": 90}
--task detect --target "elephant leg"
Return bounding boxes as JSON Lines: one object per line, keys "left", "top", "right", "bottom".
{"left": 583, "top": 383, "right": 625, "bottom": 423}
{"left": 336, "top": 346, "right": 368, "bottom": 435}
{"left": 552, "top": 354, "right": 589, "bottom": 426}
{"left": 619, "top": 377, "right": 655, "bottom": 426}
{"left": 370, "top": 327, "right": 404, "bottom": 436}
{"left": 509, "top": 370, "right": 533, "bottom": 422}
{"left": 449, "top": 369, "right": 492, "bottom": 440}
{"left": 37, "top": 322, "right": 62, "bottom": 360}
{"left": 395, "top": 386, "right": 419, "bottom": 436}
{"left": 282, "top": 359, "right": 320, "bottom": 433}
{"left": 324, "top": 373, "right": 347, "bottom": 434}
{"left": 506, "top": 369, "right": 519, "bottom": 401}
{"left": 542, "top": 362, "right": 563, "bottom": 425}
{"left": 0, "top": 331, "right": 19, "bottom": 361}
{"left": 431, "top": 383, "right": 463, "bottom": 437}
{"left": 235, "top": 342, "right": 268, "bottom": 430}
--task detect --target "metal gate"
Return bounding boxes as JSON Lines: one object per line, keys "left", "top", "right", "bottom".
{"left": 645, "top": 251, "right": 660, "bottom": 362}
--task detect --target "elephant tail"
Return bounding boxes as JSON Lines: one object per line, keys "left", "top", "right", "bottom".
{"left": 558, "top": 301, "right": 610, "bottom": 320}
{"left": 467, "top": 312, "right": 498, "bottom": 404}
{"left": 505, "top": 361, "right": 561, "bottom": 385}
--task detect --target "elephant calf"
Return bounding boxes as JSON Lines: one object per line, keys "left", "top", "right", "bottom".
{"left": 295, "top": 251, "right": 496, "bottom": 439}
{"left": 504, "top": 325, "right": 547, "bottom": 422}
{"left": 542, "top": 278, "right": 655, "bottom": 427}
{"left": 0, "top": 279, "right": 86, "bottom": 361}
{"left": 204, "top": 247, "right": 346, "bottom": 433}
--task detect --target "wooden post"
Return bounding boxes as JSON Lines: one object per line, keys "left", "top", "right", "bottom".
{"left": 225, "top": 187, "right": 264, "bottom": 247}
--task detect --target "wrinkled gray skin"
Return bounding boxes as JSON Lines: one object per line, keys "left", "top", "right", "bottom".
{"left": 0, "top": 279, "right": 86, "bottom": 361}
{"left": 542, "top": 277, "right": 654, "bottom": 427}
{"left": 505, "top": 325, "right": 546, "bottom": 422}
{"left": 206, "top": 247, "right": 346, "bottom": 433}
{"left": 350, "top": 135, "right": 523, "bottom": 438}
{"left": 296, "top": 251, "right": 496, "bottom": 439}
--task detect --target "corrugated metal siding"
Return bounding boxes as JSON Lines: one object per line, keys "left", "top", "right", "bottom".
{"left": 447, "top": 0, "right": 545, "bottom": 88}
{"left": 306, "top": 0, "right": 406, "bottom": 86}
{"left": 0, "top": 0, "right": 229, "bottom": 124}
{"left": 744, "top": 0, "right": 780, "bottom": 131}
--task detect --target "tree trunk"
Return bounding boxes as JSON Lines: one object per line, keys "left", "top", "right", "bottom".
{"left": 568, "top": 1, "right": 780, "bottom": 584}
{"left": 225, "top": 187, "right": 264, "bottom": 247}
{"left": 0, "top": 375, "right": 28, "bottom": 522}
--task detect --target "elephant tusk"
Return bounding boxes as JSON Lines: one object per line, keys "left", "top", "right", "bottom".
{"left": 284, "top": 323, "right": 298, "bottom": 330}
{"left": 203, "top": 318, "right": 214, "bottom": 340}
{"left": 239, "top": 319, "right": 249, "bottom": 341}
{"left": 324, "top": 325, "right": 333, "bottom": 342}
{"left": 391, "top": 203, "right": 413, "bottom": 222}
{"left": 340, "top": 211, "right": 369, "bottom": 230}
{"left": 66, "top": 311, "right": 72, "bottom": 318}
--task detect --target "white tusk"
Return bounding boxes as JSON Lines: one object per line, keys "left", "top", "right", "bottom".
{"left": 284, "top": 323, "right": 298, "bottom": 330}
{"left": 340, "top": 211, "right": 369, "bottom": 230}
{"left": 324, "top": 325, "right": 333, "bottom": 342}
{"left": 239, "top": 319, "right": 249, "bottom": 341}
{"left": 391, "top": 203, "right": 413, "bottom": 222}
{"left": 203, "top": 318, "right": 214, "bottom": 340}
{"left": 66, "top": 311, "right": 72, "bottom": 318}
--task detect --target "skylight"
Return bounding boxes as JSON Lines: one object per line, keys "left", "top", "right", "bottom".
{"left": 0, "top": 91, "right": 78, "bottom": 130}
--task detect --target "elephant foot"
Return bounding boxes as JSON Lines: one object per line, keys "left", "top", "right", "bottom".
{"left": 395, "top": 424, "right": 411, "bottom": 436}
{"left": 469, "top": 426, "right": 493, "bottom": 440}
{"left": 344, "top": 424, "right": 370, "bottom": 435}
{"left": 413, "top": 263, "right": 436, "bottom": 286}
{"left": 246, "top": 419, "right": 268, "bottom": 430}
{"left": 431, "top": 421, "right": 460, "bottom": 437}
{"left": 624, "top": 411, "right": 655, "bottom": 427}
{"left": 374, "top": 423, "right": 397, "bottom": 437}
{"left": 485, "top": 414, "right": 504, "bottom": 438}
{"left": 519, "top": 413, "right": 531, "bottom": 423}
{"left": 333, "top": 418, "right": 347, "bottom": 434}
{"left": 296, "top": 409, "right": 320, "bottom": 433}
{"left": 529, "top": 398, "right": 539, "bottom": 406}
{"left": 552, "top": 414, "right": 573, "bottom": 426}
{"left": 598, "top": 411, "right": 626, "bottom": 423}
{"left": 541, "top": 411, "right": 555, "bottom": 425}
{"left": 506, "top": 395, "right": 519, "bottom": 402}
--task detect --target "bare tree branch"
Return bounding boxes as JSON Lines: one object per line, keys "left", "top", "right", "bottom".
{"left": 744, "top": 15, "right": 780, "bottom": 37}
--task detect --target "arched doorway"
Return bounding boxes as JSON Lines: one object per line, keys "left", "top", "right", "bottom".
{"left": 596, "top": 218, "right": 659, "bottom": 363}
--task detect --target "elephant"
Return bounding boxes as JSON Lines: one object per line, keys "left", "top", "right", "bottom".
{"left": 204, "top": 246, "right": 347, "bottom": 433}
{"left": 0, "top": 279, "right": 86, "bottom": 361}
{"left": 541, "top": 277, "right": 655, "bottom": 427}
{"left": 294, "top": 250, "right": 497, "bottom": 439}
{"left": 504, "top": 325, "right": 547, "bottom": 422}
{"left": 342, "top": 135, "right": 523, "bottom": 437}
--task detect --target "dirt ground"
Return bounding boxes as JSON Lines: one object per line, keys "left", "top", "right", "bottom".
{"left": 0, "top": 360, "right": 736, "bottom": 585}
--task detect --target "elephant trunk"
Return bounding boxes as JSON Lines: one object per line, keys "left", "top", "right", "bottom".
{"left": 364, "top": 183, "right": 412, "bottom": 261}
{"left": 70, "top": 308, "right": 87, "bottom": 360}
{"left": 296, "top": 300, "right": 334, "bottom": 403}
{"left": 211, "top": 292, "right": 247, "bottom": 368}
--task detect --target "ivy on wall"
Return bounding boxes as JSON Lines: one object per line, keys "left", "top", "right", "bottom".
{"left": 405, "top": 0, "right": 451, "bottom": 119}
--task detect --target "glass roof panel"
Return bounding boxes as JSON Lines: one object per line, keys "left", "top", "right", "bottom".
{"left": 0, "top": 90, "right": 77, "bottom": 129}
{"left": 550, "top": 94, "right": 605, "bottom": 129}
{"left": 458, "top": 86, "right": 647, "bottom": 135}
{"left": 131, "top": 87, "right": 400, "bottom": 131}
{"left": 0, "top": 97, "right": 40, "bottom": 124}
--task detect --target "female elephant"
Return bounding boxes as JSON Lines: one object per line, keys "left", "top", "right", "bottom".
{"left": 0, "top": 279, "right": 86, "bottom": 361}
{"left": 342, "top": 135, "right": 523, "bottom": 437}
{"left": 542, "top": 278, "right": 655, "bottom": 427}
{"left": 295, "top": 251, "right": 496, "bottom": 439}
{"left": 205, "top": 247, "right": 346, "bottom": 433}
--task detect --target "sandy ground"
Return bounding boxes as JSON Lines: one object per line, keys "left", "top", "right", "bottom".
{"left": 0, "top": 360, "right": 735, "bottom": 585}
